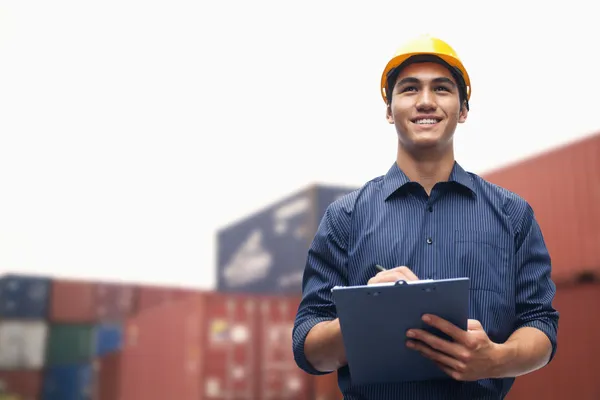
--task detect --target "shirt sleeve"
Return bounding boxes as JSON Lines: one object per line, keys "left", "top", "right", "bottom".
{"left": 292, "top": 200, "right": 350, "bottom": 375}
{"left": 513, "top": 201, "right": 560, "bottom": 363}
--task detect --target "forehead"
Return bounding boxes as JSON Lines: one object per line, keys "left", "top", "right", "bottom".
{"left": 396, "top": 61, "right": 456, "bottom": 82}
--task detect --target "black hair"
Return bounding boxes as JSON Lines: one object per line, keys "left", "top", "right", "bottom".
{"left": 386, "top": 54, "right": 470, "bottom": 111}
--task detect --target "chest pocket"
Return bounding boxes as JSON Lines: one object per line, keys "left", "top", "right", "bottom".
{"left": 453, "top": 230, "right": 512, "bottom": 293}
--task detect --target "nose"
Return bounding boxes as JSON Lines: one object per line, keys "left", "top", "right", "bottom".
{"left": 416, "top": 89, "right": 436, "bottom": 111}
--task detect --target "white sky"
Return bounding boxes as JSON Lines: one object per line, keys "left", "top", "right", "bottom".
{"left": 0, "top": 1, "right": 597, "bottom": 289}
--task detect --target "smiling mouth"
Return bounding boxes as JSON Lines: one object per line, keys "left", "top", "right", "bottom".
{"left": 411, "top": 118, "right": 441, "bottom": 125}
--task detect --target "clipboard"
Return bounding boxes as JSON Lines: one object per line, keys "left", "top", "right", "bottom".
{"left": 331, "top": 277, "right": 470, "bottom": 386}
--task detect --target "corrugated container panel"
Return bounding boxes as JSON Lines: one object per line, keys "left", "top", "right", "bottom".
{"left": 481, "top": 133, "right": 600, "bottom": 283}
{"left": 117, "top": 294, "right": 206, "bottom": 400}
{"left": 49, "top": 280, "right": 96, "bottom": 323}
{"left": 0, "top": 370, "right": 43, "bottom": 400}
{"left": 41, "top": 363, "right": 93, "bottom": 400}
{"left": 95, "top": 352, "right": 120, "bottom": 400}
{"left": 94, "top": 283, "right": 137, "bottom": 322}
{"left": 258, "top": 296, "right": 312, "bottom": 399}
{"left": 0, "top": 321, "right": 48, "bottom": 369}
{"left": 216, "top": 184, "right": 357, "bottom": 295}
{"left": 202, "top": 293, "right": 258, "bottom": 399}
{"left": 135, "top": 285, "right": 197, "bottom": 314}
{"left": 0, "top": 275, "right": 51, "bottom": 319}
{"left": 94, "top": 323, "right": 123, "bottom": 357}
{"left": 45, "top": 324, "right": 94, "bottom": 366}
{"left": 506, "top": 282, "right": 600, "bottom": 400}
{"left": 313, "top": 373, "right": 343, "bottom": 400}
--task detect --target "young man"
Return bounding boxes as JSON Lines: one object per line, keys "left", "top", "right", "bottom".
{"left": 292, "top": 35, "right": 559, "bottom": 399}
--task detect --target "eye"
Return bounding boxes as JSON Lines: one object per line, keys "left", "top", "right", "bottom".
{"left": 435, "top": 86, "right": 451, "bottom": 92}
{"left": 401, "top": 86, "right": 417, "bottom": 93}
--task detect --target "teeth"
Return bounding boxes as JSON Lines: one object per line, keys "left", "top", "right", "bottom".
{"left": 414, "top": 119, "right": 439, "bottom": 124}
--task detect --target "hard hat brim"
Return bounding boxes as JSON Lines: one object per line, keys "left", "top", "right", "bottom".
{"left": 380, "top": 52, "right": 471, "bottom": 104}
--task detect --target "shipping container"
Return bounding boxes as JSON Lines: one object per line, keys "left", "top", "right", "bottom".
{"left": 42, "top": 363, "right": 93, "bottom": 400}
{"left": 506, "top": 282, "right": 600, "bottom": 400}
{"left": 0, "top": 274, "right": 51, "bottom": 319}
{"left": 257, "top": 296, "right": 313, "bottom": 399}
{"left": 49, "top": 280, "right": 96, "bottom": 323}
{"left": 94, "top": 323, "right": 123, "bottom": 357}
{"left": 481, "top": 133, "right": 600, "bottom": 283}
{"left": 135, "top": 284, "right": 197, "bottom": 314}
{"left": 94, "top": 283, "right": 137, "bottom": 321}
{"left": 45, "top": 324, "right": 94, "bottom": 366}
{"left": 0, "top": 321, "right": 47, "bottom": 369}
{"left": 216, "top": 184, "right": 357, "bottom": 295}
{"left": 0, "top": 370, "right": 43, "bottom": 400}
{"left": 117, "top": 293, "right": 206, "bottom": 400}
{"left": 117, "top": 291, "right": 326, "bottom": 400}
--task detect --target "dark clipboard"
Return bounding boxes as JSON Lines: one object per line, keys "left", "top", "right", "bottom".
{"left": 331, "top": 277, "right": 470, "bottom": 386}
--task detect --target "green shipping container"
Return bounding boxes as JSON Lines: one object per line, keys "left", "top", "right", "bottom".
{"left": 45, "top": 324, "right": 94, "bottom": 365}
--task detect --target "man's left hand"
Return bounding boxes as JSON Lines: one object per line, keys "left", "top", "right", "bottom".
{"left": 406, "top": 314, "right": 504, "bottom": 381}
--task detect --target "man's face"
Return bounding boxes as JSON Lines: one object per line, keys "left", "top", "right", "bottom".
{"left": 386, "top": 61, "right": 468, "bottom": 153}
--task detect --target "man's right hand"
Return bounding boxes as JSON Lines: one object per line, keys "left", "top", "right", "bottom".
{"left": 368, "top": 266, "right": 419, "bottom": 284}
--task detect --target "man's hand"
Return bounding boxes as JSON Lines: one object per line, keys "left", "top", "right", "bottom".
{"left": 368, "top": 266, "right": 418, "bottom": 284}
{"left": 406, "top": 314, "right": 504, "bottom": 381}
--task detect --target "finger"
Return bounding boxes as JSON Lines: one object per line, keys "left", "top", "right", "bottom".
{"left": 368, "top": 270, "right": 413, "bottom": 284}
{"left": 391, "top": 266, "right": 419, "bottom": 281}
{"left": 421, "top": 314, "right": 469, "bottom": 344}
{"left": 467, "top": 319, "right": 482, "bottom": 331}
{"left": 407, "top": 329, "right": 466, "bottom": 360}
{"left": 434, "top": 362, "right": 464, "bottom": 381}
{"left": 406, "top": 340, "right": 466, "bottom": 372}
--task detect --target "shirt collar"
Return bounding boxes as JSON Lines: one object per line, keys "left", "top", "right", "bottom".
{"left": 382, "top": 161, "right": 476, "bottom": 200}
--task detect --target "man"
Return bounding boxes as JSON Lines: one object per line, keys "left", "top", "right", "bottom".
{"left": 292, "top": 35, "right": 559, "bottom": 399}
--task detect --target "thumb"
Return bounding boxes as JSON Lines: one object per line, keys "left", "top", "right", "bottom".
{"left": 467, "top": 319, "right": 482, "bottom": 331}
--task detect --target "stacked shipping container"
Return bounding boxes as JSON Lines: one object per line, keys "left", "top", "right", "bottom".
{"left": 481, "top": 132, "right": 600, "bottom": 284}
{"left": 0, "top": 274, "right": 342, "bottom": 400}
{"left": 0, "top": 274, "right": 50, "bottom": 400}
{"left": 216, "top": 184, "right": 358, "bottom": 296}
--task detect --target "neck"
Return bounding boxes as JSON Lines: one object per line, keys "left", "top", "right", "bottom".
{"left": 396, "top": 144, "right": 455, "bottom": 195}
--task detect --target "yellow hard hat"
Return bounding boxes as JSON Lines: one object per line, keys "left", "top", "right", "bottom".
{"left": 380, "top": 35, "right": 471, "bottom": 104}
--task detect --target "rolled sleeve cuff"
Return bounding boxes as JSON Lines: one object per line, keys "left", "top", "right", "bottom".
{"left": 516, "top": 319, "right": 558, "bottom": 363}
{"left": 293, "top": 316, "right": 336, "bottom": 375}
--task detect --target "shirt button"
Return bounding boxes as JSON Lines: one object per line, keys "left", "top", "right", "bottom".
{"left": 426, "top": 237, "right": 433, "bottom": 245}
{"left": 427, "top": 206, "right": 433, "bottom": 212}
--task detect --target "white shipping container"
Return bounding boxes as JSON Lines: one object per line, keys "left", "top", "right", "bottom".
{"left": 0, "top": 321, "right": 48, "bottom": 369}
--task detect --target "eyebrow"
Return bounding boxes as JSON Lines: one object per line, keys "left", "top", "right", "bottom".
{"left": 396, "top": 76, "right": 456, "bottom": 87}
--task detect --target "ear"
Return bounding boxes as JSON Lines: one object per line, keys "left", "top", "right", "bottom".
{"left": 386, "top": 103, "right": 394, "bottom": 124}
{"left": 458, "top": 101, "right": 468, "bottom": 123}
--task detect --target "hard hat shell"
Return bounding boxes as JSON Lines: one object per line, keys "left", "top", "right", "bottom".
{"left": 380, "top": 35, "right": 471, "bottom": 104}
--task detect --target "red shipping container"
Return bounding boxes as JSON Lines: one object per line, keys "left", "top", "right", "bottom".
{"left": 94, "top": 282, "right": 138, "bottom": 321}
{"left": 507, "top": 282, "right": 600, "bottom": 400}
{"left": 482, "top": 133, "right": 600, "bottom": 283}
{"left": 0, "top": 370, "right": 43, "bottom": 400}
{"left": 49, "top": 279, "right": 96, "bottom": 322}
{"left": 116, "top": 292, "right": 324, "bottom": 400}
{"left": 256, "top": 296, "right": 313, "bottom": 400}
{"left": 135, "top": 285, "right": 198, "bottom": 314}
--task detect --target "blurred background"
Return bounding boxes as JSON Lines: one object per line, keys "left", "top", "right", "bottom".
{"left": 0, "top": 0, "right": 598, "bottom": 399}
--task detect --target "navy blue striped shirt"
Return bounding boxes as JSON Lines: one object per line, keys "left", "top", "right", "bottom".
{"left": 292, "top": 161, "right": 559, "bottom": 400}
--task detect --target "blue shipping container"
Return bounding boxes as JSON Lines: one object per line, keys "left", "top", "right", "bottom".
{"left": 42, "top": 363, "right": 93, "bottom": 400}
{"left": 0, "top": 274, "right": 51, "bottom": 318}
{"left": 94, "top": 323, "right": 123, "bottom": 357}
{"left": 216, "top": 184, "right": 357, "bottom": 295}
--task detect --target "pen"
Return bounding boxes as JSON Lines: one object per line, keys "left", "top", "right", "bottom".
{"left": 375, "top": 264, "right": 387, "bottom": 272}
